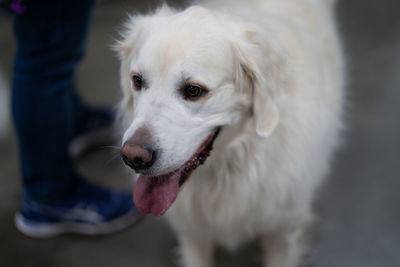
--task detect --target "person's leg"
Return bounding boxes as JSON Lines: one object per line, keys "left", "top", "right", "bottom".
{"left": 12, "top": 0, "right": 142, "bottom": 237}
{"left": 12, "top": 0, "right": 95, "bottom": 203}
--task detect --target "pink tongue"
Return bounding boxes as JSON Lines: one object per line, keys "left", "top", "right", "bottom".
{"left": 133, "top": 170, "right": 182, "bottom": 216}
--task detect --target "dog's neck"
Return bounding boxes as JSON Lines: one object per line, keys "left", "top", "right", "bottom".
{"left": 212, "top": 111, "right": 259, "bottom": 162}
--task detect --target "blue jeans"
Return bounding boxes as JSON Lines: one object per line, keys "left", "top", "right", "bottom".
{"left": 12, "top": 0, "right": 96, "bottom": 203}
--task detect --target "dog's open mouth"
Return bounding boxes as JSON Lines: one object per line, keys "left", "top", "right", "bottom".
{"left": 133, "top": 128, "right": 220, "bottom": 216}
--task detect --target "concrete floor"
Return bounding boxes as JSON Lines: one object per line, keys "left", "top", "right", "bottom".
{"left": 0, "top": 0, "right": 399, "bottom": 266}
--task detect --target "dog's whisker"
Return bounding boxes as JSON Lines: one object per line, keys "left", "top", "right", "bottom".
{"left": 105, "top": 151, "right": 124, "bottom": 166}
{"left": 100, "top": 145, "right": 121, "bottom": 150}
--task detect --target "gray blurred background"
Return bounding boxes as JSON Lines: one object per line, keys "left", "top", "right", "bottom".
{"left": 0, "top": 0, "right": 399, "bottom": 266}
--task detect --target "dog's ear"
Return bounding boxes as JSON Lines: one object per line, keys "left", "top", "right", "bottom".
{"left": 115, "top": 4, "right": 175, "bottom": 59}
{"left": 115, "top": 15, "right": 142, "bottom": 60}
{"left": 113, "top": 14, "right": 147, "bottom": 123}
{"left": 235, "top": 24, "right": 286, "bottom": 138}
{"left": 114, "top": 5, "right": 177, "bottom": 124}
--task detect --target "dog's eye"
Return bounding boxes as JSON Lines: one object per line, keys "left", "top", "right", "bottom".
{"left": 132, "top": 75, "right": 143, "bottom": 90}
{"left": 183, "top": 85, "right": 204, "bottom": 100}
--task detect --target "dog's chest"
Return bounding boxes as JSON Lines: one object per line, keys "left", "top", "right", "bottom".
{"left": 170, "top": 170, "right": 281, "bottom": 249}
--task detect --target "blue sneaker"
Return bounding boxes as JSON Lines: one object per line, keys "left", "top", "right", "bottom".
{"left": 15, "top": 180, "right": 142, "bottom": 238}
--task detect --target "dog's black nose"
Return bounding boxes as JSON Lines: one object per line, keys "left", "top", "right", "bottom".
{"left": 121, "top": 143, "right": 156, "bottom": 172}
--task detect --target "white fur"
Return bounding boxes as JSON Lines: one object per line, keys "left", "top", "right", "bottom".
{"left": 118, "top": 0, "right": 344, "bottom": 266}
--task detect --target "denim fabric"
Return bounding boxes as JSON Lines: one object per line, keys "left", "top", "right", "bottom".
{"left": 12, "top": 0, "right": 96, "bottom": 203}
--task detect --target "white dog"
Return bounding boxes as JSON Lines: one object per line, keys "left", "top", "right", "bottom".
{"left": 117, "top": 0, "right": 344, "bottom": 266}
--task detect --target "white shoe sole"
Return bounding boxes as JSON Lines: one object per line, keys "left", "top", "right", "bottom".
{"left": 15, "top": 211, "right": 143, "bottom": 238}
{"left": 68, "top": 126, "right": 117, "bottom": 159}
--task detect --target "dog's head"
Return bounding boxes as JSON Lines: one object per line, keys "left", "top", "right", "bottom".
{"left": 116, "top": 5, "right": 284, "bottom": 216}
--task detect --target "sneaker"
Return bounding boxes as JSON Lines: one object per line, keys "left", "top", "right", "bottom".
{"left": 15, "top": 180, "right": 142, "bottom": 238}
{"left": 69, "top": 106, "right": 117, "bottom": 159}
